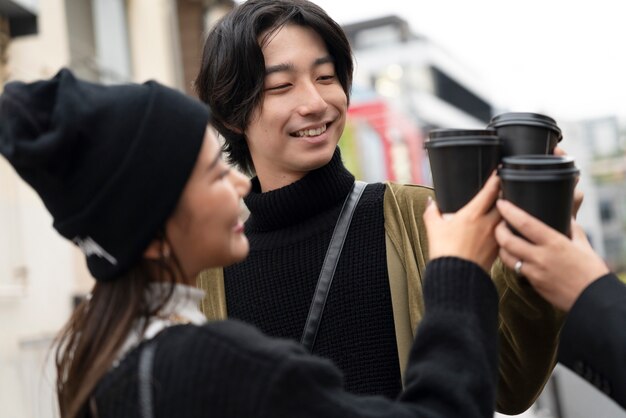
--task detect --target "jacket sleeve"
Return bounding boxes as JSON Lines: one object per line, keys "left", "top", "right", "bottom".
{"left": 558, "top": 273, "right": 626, "bottom": 409}
{"left": 196, "top": 267, "right": 228, "bottom": 320}
{"left": 384, "top": 182, "right": 564, "bottom": 415}
{"left": 489, "top": 259, "right": 564, "bottom": 413}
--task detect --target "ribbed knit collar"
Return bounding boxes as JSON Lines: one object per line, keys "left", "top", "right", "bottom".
{"left": 244, "top": 148, "right": 355, "bottom": 232}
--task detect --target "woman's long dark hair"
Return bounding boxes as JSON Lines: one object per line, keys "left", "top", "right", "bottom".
{"left": 55, "top": 237, "right": 182, "bottom": 418}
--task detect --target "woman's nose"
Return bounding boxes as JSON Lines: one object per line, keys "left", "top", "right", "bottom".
{"left": 231, "top": 169, "right": 251, "bottom": 197}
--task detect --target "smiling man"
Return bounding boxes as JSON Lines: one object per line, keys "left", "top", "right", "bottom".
{"left": 242, "top": 25, "right": 346, "bottom": 192}
{"left": 194, "top": 0, "right": 563, "bottom": 413}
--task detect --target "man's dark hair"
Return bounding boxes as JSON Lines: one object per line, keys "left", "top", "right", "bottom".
{"left": 195, "top": 0, "right": 354, "bottom": 175}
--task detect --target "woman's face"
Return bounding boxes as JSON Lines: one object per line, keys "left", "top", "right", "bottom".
{"left": 165, "top": 127, "right": 251, "bottom": 279}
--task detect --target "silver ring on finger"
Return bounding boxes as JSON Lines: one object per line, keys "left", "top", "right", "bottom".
{"left": 514, "top": 259, "right": 524, "bottom": 277}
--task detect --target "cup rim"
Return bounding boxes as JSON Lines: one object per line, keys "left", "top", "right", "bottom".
{"left": 502, "top": 154, "right": 574, "bottom": 168}
{"left": 425, "top": 128, "right": 501, "bottom": 149}
{"left": 488, "top": 112, "right": 562, "bottom": 139}
{"left": 424, "top": 138, "right": 501, "bottom": 148}
{"left": 498, "top": 169, "right": 580, "bottom": 181}
{"left": 428, "top": 128, "right": 497, "bottom": 139}
{"left": 499, "top": 155, "right": 579, "bottom": 180}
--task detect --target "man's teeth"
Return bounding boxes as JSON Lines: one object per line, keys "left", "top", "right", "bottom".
{"left": 295, "top": 125, "right": 326, "bottom": 137}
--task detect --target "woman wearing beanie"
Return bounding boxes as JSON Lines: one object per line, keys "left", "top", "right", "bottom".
{"left": 0, "top": 69, "right": 500, "bottom": 418}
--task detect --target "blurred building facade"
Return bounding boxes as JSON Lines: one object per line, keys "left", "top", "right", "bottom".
{"left": 558, "top": 116, "right": 626, "bottom": 275}
{"left": 585, "top": 117, "right": 626, "bottom": 274}
{"left": 0, "top": 1, "right": 234, "bottom": 417}
{"left": 339, "top": 15, "right": 496, "bottom": 186}
{"left": 345, "top": 16, "right": 493, "bottom": 126}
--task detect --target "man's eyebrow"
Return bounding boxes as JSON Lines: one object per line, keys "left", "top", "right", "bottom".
{"left": 265, "top": 62, "right": 295, "bottom": 75}
{"left": 313, "top": 55, "right": 334, "bottom": 67}
{"left": 264, "top": 56, "right": 334, "bottom": 76}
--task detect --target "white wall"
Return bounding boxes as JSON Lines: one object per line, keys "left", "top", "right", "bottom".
{"left": 0, "top": 170, "right": 79, "bottom": 418}
{"left": 0, "top": 0, "right": 86, "bottom": 416}
{"left": 127, "top": 0, "right": 181, "bottom": 86}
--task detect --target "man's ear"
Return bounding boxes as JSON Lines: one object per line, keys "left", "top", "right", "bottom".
{"left": 143, "top": 239, "right": 170, "bottom": 260}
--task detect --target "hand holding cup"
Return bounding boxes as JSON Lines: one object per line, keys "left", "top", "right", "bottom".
{"left": 495, "top": 200, "right": 609, "bottom": 311}
{"left": 423, "top": 173, "right": 501, "bottom": 273}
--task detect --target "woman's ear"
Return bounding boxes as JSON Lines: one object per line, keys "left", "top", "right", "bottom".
{"left": 143, "top": 238, "right": 170, "bottom": 260}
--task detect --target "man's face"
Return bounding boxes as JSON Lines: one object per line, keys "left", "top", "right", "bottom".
{"left": 244, "top": 24, "right": 348, "bottom": 191}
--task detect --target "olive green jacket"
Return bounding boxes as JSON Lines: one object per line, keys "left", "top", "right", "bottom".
{"left": 197, "top": 183, "right": 563, "bottom": 415}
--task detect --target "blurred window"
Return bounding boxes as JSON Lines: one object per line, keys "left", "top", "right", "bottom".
{"left": 354, "top": 25, "right": 401, "bottom": 50}
{"left": 599, "top": 199, "right": 614, "bottom": 222}
{"left": 430, "top": 66, "right": 492, "bottom": 123}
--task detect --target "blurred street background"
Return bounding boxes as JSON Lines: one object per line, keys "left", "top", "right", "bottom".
{"left": 1, "top": 0, "right": 625, "bottom": 417}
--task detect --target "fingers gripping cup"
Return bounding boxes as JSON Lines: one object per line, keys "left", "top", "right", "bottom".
{"left": 499, "top": 155, "right": 579, "bottom": 237}
{"left": 425, "top": 129, "right": 501, "bottom": 213}
{"left": 488, "top": 112, "right": 562, "bottom": 158}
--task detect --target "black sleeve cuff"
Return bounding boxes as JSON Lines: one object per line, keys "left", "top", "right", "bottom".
{"left": 423, "top": 257, "right": 498, "bottom": 319}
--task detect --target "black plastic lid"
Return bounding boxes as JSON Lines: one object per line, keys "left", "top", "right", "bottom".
{"left": 425, "top": 128, "right": 501, "bottom": 148}
{"left": 502, "top": 155, "right": 574, "bottom": 170}
{"left": 488, "top": 112, "right": 562, "bottom": 139}
{"left": 499, "top": 155, "right": 579, "bottom": 180}
{"left": 428, "top": 128, "right": 497, "bottom": 139}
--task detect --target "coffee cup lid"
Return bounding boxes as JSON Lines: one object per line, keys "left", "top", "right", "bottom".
{"left": 425, "top": 128, "right": 501, "bottom": 148}
{"left": 499, "top": 155, "right": 579, "bottom": 180}
{"left": 502, "top": 155, "right": 574, "bottom": 170}
{"left": 488, "top": 112, "right": 562, "bottom": 140}
{"left": 428, "top": 128, "right": 497, "bottom": 139}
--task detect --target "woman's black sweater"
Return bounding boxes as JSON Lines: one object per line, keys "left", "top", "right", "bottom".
{"left": 90, "top": 257, "right": 499, "bottom": 418}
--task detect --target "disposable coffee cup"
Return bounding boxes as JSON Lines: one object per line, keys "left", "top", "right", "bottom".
{"left": 488, "top": 112, "right": 562, "bottom": 158}
{"left": 425, "top": 129, "right": 501, "bottom": 213}
{"left": 498, "top": 155, "right": 579, "bottom": 237}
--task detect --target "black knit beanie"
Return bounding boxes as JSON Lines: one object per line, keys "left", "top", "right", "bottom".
{"left": 0, "top": 68, "right": 209, "bottom": 281}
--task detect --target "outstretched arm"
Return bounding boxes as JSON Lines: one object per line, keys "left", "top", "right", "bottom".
{"left": 495, "top": 199, "right": 626, "bottom": 408}
{"left": 262, "top": 257, "right": 499, "bottom": 418}
{"left": 489, "top": 147, "right": 585, "bottom": 413}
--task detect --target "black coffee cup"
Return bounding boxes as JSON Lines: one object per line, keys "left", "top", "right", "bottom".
{"left": 499, "top": 155, "right": 579, "bottom": 237}
{"left": 425, "top": 129, "right": 501, "bottom": 213}
{"left": 488, "top": 112, "right": 562, "bottom": 158}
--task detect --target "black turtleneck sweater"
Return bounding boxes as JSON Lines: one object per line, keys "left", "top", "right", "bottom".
{"left": 224, "top": 149, "right": 402, "bottom": 398}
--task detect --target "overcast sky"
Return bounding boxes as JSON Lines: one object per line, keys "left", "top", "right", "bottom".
{"left": 302, "top": 0, "right": 625, "bottom": 123}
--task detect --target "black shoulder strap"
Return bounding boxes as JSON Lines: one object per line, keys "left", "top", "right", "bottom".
{"left": 138, "top": 341, "right": 157, "bottom": 418}
{"left": 300, "top": 181, "right": 367, "bottom": 352}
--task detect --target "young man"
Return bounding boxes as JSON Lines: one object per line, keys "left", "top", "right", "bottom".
{"left": 195, "top": 0, "right": 562, "bottom": 413}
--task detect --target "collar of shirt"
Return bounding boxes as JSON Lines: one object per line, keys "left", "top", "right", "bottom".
{"left": 114, "top": 283, "right": 207, "bottom": 366}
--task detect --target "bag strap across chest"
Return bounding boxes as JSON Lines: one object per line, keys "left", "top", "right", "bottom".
{"left": 300, "top": 181, "right": 367, "bottom": 352}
